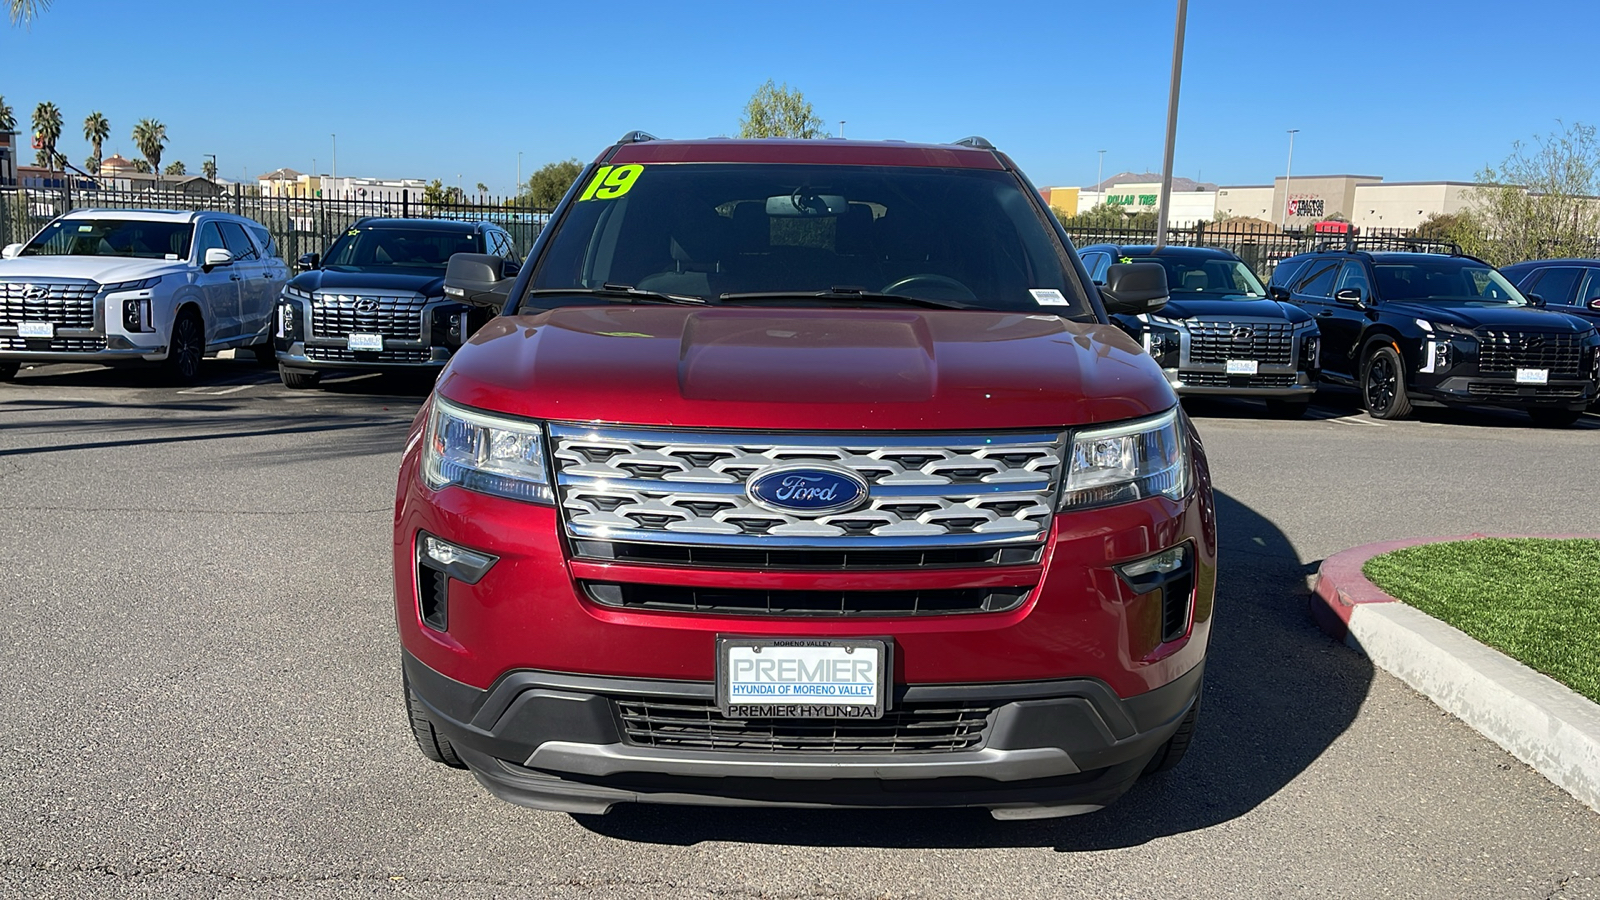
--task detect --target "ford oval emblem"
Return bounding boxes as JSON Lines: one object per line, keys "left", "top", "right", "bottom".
{"left": 747, "top": 464, "right": 870, "bottom": 517}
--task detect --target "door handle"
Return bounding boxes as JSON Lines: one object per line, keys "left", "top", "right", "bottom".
{"left": 1316, "top": 310, "right": 1334, "bottom": 318}
{"left": 229, "top": 275, "right": 241, "bottom": 281}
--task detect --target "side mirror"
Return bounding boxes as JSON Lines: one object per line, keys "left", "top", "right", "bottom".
{"left": 203, "top": 247, "right": 233, "bottom": 269}
{"left": 297, "top": 252, "right": 320, "bottom": 272}
{"left": 501, "top": 258, "right": 521, "bottom": 279}
{"left": 1099, "top": 262, "right": 1169, "bottom": 315}
{"left": 444, "top": 252, "right": 514, "bottom": 308}
{"left": 1268, "top": 285, "right": 1291, "bottom": 301}
{"left": 1524, "top": 292, "right": 1546, "bottom": 308}
{"left": 1334, "top": 287, "right": 1369, "bottom": 309}
{"left": 1, "top": 243, "right": 22, "bottom": 260}
{"left": 1587, "top": 296, "right": 1600, "bottom": 310}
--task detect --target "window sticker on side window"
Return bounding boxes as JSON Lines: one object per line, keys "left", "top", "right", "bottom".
{"left": 1030, "top": 288, "right": 1069, "bottom": 306}
{"left": 578, "top": 164, "right": 644, "bottom": 201}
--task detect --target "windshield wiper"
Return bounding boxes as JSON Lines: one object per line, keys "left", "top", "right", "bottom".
{"left": 521, "top": 284, "right": 708, "bottom": 306}
{"left": 717, "top": 287, "right": 976, "bottom": 310}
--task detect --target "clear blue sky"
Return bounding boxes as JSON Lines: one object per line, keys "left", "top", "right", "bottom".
{"left": 3, "top": 0, "right": 1596, "bottom": 194}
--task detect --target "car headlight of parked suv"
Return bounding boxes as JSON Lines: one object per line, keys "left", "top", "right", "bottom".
{"left": 277, "top": 287, "right": 312, "bottom": 340}
{"left": 103, "top": 276, "right": 165, "bottom": 333}
{"left": 1142, "top": 314, "right": 1185, "bottom": 366}
{"left": 424, "top": 398, "right": 553, "bottom": 504}
{"left": 1059, "top": 407, "right": 1187, "bottom": 510}
{"left": 1415, "top": 319, "right": 1476, "bottom": 373}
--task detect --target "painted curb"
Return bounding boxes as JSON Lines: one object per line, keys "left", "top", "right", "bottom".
{"left": 1310, "top": 534, "right": 1600, "bottom": 815}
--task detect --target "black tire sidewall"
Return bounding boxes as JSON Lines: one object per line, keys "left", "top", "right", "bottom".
{"left": 164, "top": 311, "right": 205, "bottom": 384}
{"left": 1362, "top": 345, "right": 1410, "bottom": 419}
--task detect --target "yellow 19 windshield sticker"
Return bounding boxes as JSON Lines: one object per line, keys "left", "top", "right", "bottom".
{"left": 578, "top": 164, "right": 644, "bottom": 201}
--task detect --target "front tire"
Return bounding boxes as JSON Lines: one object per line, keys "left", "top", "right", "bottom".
{"left": 405, "top": 678, "right": 466, "bottom": 769}
{"left": 161, "top": 309, "right": 205, "bottom": 385}
{"left": 278, "top": 366, "right": 321, "bottom": 390}
{"left": 251, "top": 342, "right": 277, "bottom": 367}
{"left": 1529, "top": 408, "right": 1583, "bottom": 428}
{"left": 1362, "top": 345, "right": 1413, "bottom": 420}
{"left": 0, "top": 361, "right": 18, "bottom": 382}
{"left": 1142, "top": 689, "right": 1201, "bottom": 776}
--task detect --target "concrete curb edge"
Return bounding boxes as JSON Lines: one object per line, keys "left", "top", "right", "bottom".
{"left": 1309, "top": 533, "right": 1600, "bottom": 815}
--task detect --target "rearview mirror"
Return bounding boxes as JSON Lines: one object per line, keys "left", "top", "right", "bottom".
{"left": 1, "top": 243, "right": 22, "bottom": 260}
{"left": 1268, "top": 285, "right": 1291, "bottom": 301}
{"left": 444, "top": 252, "right": 514, "bottom": 308}
{"left": 297, "top": 252, "right": 320, "bottom": 272}
{"left": 766, "top": 193, "right": 848, "bottom": 216}
{"left": 1099, "top": 263, "right": 1169, "bottom": 315}
{"left": 203, "top": 247, "right": 233, "bottom": 269}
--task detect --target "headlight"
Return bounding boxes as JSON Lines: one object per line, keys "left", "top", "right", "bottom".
{"left": 101, "top": 276, "right": 162, "bottom": 293}
{"left": 282, "top": 286, "right": 313, "bottom": 301}
{"left": 1059, "top": 407, "right": 1188, "bottom": 511}
{"left": 1148, "top": 314, "right": 1187, "bottom": 329}
{"left": 1415, "top": 318, "right": 1476, "bottom": 338}
{"left": 423, "top": 397, "right": 552, "bottom": 504}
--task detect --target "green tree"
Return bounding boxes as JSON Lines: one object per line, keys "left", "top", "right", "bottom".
{"left": 1463, "top": 121, "right": 1600, "bottom": 265}
{"left": 130, "top": 159, "right": 152, "bottom": 174}
{"left": 422, "top": 179, "right": 455, "bottom": 206}
{"left": 31, "top": 100, "right": 62, "bottom": 169}
{"left": 164, "top": 160, "right": 186, "bottom": 176}
{"left": 1416, "top": 210, "right": 1479, "bottom": 242}
{"left": 201, "top": 157, "right": 217, "bottom": 181}
{"left": 475, "top": 181, "right": 488, "bottom": 202}
{"left": 738, "top": 80, "right": 826, "bottom": 139}
{"left": 516, "top": 158, "right": 582, "bottom": 208}
{"left": 1056, "top": 202, "right": 1155, "bottom": 230}
{"left": 132, "top": 118, "right": 166, "bottom": 175}
{"left": 82, "top": 154, "right": 98, "bottom": 174}
{"left": 82, "top": 110, "right": 109, "bottom": 175}
{"left": 0, "top": 95, "right": 14, "bottom": 133}
{"left": 8, "top": 0, "right": 51, "bottom": 25}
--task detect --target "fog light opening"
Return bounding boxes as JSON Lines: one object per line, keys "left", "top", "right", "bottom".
{"left": 1115, "top": 543, "right": 1196, "bottom": 644}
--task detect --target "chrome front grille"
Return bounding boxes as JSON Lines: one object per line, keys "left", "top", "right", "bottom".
{"left": 1187, "top": 320, "right": 1294, "bottom": 365}
{"left": 617, "top": 696, "right": 993, "bottom": 753}
{"left": 0, "top": 281, "right": 98, "bottom": 329}
{"left": 550, "top": 425, "right": 1062, "bottom": 548}
{"left": 0, "top": 336, "right": 107, "bottom": 352}
{"left": 1476, "top": 329, "right": 1583, "bottom": 377}
{"left": 309, "top": 291, "right": 426, "bottom": 341}
{"left": 304, "top": 346, "right": 433, "bottom": 364}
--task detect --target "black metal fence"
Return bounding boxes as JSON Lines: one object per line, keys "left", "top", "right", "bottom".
{"left": 0, "top": 184, "right": 553, "bottom": 262}
{"left": 1061, "top": 223, "right": 1460, "bottom": 279}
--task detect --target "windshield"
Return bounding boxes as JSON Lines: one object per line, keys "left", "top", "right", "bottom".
{"left": 23, "top": 218, "right": 194, "bottom": 260}
{"left": 1373, "top": 262, "right": 1529, "bottom": 306}
{"left": 1135, "top": 255, "right": 1266, "bottom": 298}
{"left": 527, "top": 163, "right": 1091, "bottom": 317}
{"left": 321, "top": 226, "right": 482, "bottom": 273}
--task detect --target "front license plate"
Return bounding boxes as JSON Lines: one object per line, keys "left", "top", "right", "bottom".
{"left": 717, "top": 637, "right": 889, "bottom": 719}
{"left": 1516, "top": 368, "right": 1549, "bottom": 385}
{"left": 1226, "top": 359, "right": 1258, "bottom": 375}
{"left": 348, "top": 333, "right": 384, "bottom": 351}
{"left": 17, "top": 322, "right": 54, "bottom": 338}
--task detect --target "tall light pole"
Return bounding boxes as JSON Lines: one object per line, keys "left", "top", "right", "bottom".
{"left": 203, "top": 153, "right": 217, "bottom": 185}
{"left": 517, "top": 150, "right": 523, "bottom": 193}
{"left": 1095, "top": 149, "right": 1106, "bottom": 197}
{"left": 1153, "top": 0, "right": 1188, "bottom": 250}
{"left": 839, "top": 120, "right": 846, "bottom": 138}
{"left": 330, "top": 133, "right": 337, "bottom": 199}
{"left": 1281, "top": 129, "right": 1299, "bottom": 229}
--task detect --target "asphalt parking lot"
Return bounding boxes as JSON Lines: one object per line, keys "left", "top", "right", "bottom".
{"left": 1, "top": 360, "right": 1597, "bottom": 900}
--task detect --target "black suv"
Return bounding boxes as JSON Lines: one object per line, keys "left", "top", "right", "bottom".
{"left": 1498, "top": 259, "right": 1600, "bottom": 328}
{"left": 1270, "top": 245, "right": 1600, "bottom": 425}
{"left": 1080, "top": 244, "right": 1320, "bottom": 417}
{"left": 273, "top": 218, "right": 519, "bottom": 389}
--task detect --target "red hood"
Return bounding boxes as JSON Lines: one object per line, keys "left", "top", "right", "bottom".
{"left": 436, "top": 306, "right": 1175, "bottom": 431}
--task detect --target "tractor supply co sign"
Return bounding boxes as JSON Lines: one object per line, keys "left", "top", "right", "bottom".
{"left": 1286, "top": 195, "right": 1325, "bottom": 219}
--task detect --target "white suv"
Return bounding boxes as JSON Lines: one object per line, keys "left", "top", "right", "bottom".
{"left": 0, "top": 208, "right": 290, "bottom": 383}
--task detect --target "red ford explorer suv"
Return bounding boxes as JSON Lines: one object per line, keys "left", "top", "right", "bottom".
{"left": 393, "top": 133, "right": 1215, "bottom": 819}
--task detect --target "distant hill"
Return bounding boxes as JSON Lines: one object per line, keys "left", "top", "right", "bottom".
{"left": 1089, "top": 171, "right": 1218, "bottom": 192}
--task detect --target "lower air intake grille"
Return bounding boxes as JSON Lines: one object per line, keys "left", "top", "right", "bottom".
{"left": 304, "top": 346, "right": 433, "bottom": 364}
{"left": 617, "top": 697, "right": 993, "bottom": 753}
{"left": 582, "top": 582, "right": 1031, "bottom": 617}
{"left": 0, "top": 336, "right": 107, "bottom": 352}
{"left": 1182, "top": 372, "right": 1299, "bottom": 388}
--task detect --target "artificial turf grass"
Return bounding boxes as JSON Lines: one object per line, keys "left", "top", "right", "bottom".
{"left": 1362, "top": 538, "right": 1600, "bottom": 704}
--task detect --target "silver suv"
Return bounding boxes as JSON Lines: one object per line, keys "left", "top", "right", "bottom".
{"left": 0, "top": 208, "right": 290, "bottom": 383}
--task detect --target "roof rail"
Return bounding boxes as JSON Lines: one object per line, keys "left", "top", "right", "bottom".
{"left": 616, "top": 130, "right": 658, "bottom": 144}
{"left": 1317, "top": 235, "right": 1465, "bottom": 256}
{"left": 951, "top": 136, "right": 996, "bottom": 150}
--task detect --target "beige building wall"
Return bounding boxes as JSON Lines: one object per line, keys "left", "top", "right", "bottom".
{"left": 1273, "top": 175, "right": 1381, "bottom": 228}
{"left": 1216, "top": 185, "right": 1274, "bottom": 220}
{"left": 1350, "top": 183, "right": 1481, "bottom": 230}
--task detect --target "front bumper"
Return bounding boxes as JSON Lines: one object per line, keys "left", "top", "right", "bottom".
{"left": 405, "top": 650, "right": 1204, "bottom": 818}
{"left": 0, "top": 332, "right": 166, "bottom": 363}
{"left": 275, "top": 339, "right": 451, "bottom": 372}
{"left": 1164, "top": 368, "right": 1317, "bottom": 398}
{"left": 1413, "top": 374, "right": 1596, "bottom": 411}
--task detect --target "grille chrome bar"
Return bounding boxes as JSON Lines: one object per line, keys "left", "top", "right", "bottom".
{"left": 309, "top": 291, "right": 426, "bottom": 341}
{"left": 550, "top": 424, "right": 1063, "bottom": 549}
{"left": 0, "top": 280, "right": 99, "bottom": 330}
{"left": 1476, "top": 329, "right": 1583, "bottom": 376}
{"left": 617, "top": 697, "right": 993, "bottom": 753}
{"left": 1186, "top": 319, "right": 1295, "bottom": 365}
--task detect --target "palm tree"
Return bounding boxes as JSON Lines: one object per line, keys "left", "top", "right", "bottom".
{"left": 0, "top": 95, "right": 15, "bottom": 133}
{"left": 201, "top": 158, "right": 217, "bottom": 181}
{"left": 31, "top": 101, "right": 62, "bottom": 170}
{"left": 82, "top": 111, "right": 109, "bottom": 175}
{"left": 164, "top": 160, "right": 186, "bottom": 176}
{"left": 8, "top": 0, "right": 52, "bottom": 26}
{"left": 132, "top": 118, "right": 166, "bottom": 175}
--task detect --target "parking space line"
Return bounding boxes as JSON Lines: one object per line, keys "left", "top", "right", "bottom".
{"left": 176, "top": 384, "right": 256, "bottom": 396}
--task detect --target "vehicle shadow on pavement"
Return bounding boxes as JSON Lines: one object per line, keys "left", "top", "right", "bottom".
{"left": 575, "top": 489, "right": 1376, "bottom": 850}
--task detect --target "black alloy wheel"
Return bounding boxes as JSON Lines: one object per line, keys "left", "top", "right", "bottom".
{"left": 1362, "top": 345, "right": 1413, "bottom": 420}
{"left": 161, "top": 310, "right": 205, "bottom": 385}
